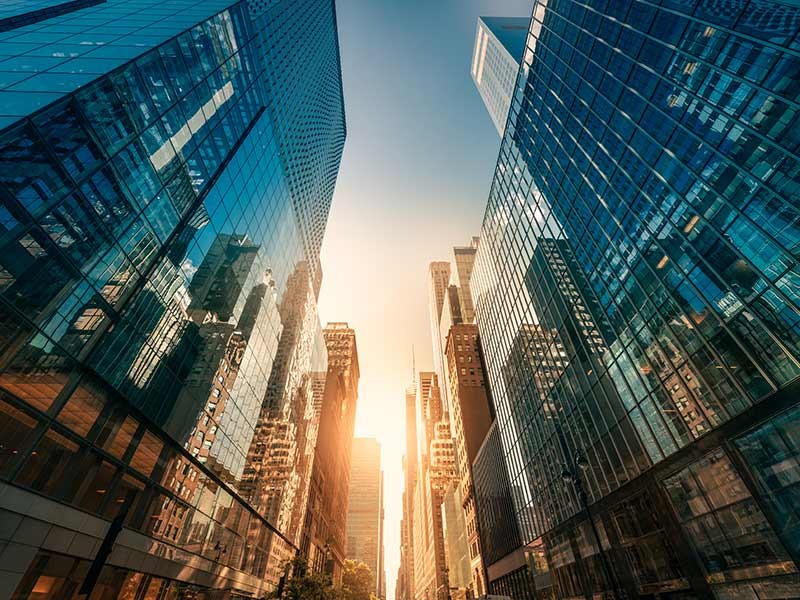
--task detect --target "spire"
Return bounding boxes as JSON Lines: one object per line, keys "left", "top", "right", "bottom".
{"left": 411, "top": 344, "right": 416, "bottom": 390}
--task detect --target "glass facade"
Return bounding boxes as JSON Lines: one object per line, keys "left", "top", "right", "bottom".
{"left": 471, "top": 0, "right": 800, "bottom": 597}
{"left": 0, "top": 0, "right": 105, "bottom": 33}
{"left": 472, "top": 422, "right": 521, "bottom": 567}
{"left": 250, "top": 0, "right": 346, "bottom": 275}
{"left": 0, "top": 0, "right": 345, "bottom": 597}
{"left": 735, "top": 405, "right": 800, "bottom": 562}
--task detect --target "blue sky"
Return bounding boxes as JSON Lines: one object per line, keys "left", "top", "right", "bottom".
{"left": 317, "top": 1, "right": 533, "bottom": 597}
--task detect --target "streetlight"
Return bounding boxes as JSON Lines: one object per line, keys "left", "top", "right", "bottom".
{"left": 213, "top": 541, "right": 228, "bottom": 562}
{"left": 435, "top": 583, "right": 450, "bottom": 600}
{"left": 561, "top": 454, "right": 622, "bottom": 600}
{"left": 323, "top": 538, "right": 334, "bottom": 584}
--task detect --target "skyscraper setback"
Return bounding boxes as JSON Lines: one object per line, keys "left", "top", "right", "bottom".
{"left": 0, "top": 0, "right": 346, "bottom": 597}
{"left": 471, "top": 1, "right": 800, "bottom": 599}
{"left": 397, "top": 239, "right": 497, "bottom": 600}
{"left": 411, "top": 372, "right": 456, "bottom": 600}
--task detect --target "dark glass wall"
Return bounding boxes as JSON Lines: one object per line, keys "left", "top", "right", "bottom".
{"left": 472, "top": 422, "right": 522, "bottom": 566}
{"left": 472, "top": 0, "right": 800, "bottom": 597}
{"left": 0, "top": 0, "right": 345, "bottom": 597}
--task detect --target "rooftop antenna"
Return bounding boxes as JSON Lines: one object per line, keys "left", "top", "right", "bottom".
{"left": 411, "top": 344, "right": 416, "bottom": 389}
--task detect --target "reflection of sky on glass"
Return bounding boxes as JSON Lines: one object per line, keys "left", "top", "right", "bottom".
{"left": 316, "top": 1, "right": 533, "bottom": 597}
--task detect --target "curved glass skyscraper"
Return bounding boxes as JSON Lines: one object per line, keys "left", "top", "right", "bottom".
{"left": 0, "top": 0, "right": 345, "bottom": 597}
{"left": 472, "top": 1, "right": 800, "bottom": 598}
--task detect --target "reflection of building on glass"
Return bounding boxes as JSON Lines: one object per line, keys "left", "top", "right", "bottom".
{"left": 472, "top": 1, "right": 800, "bottom": 598}
{"left": 525, "top": 237, "right": 613, "bottom": 359}
{"left": 0, "top": 0, "right": 346, "bottom": 596}
{"left": 187, "top": 233, "right": 261, "bottom": 322}
{"left": 239, "top": 261, "right": 326, "bottom": 582}
{"left": 166, "top": 233, "right": 284, "bottom": 487}
{"left": 502, "top": 323, "right": 566, "bottom": 421}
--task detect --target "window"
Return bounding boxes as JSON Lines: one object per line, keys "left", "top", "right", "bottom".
{"left": 662, "top": 448, "right": 791, "bottom": 575}
{"left": 735, "top": 406, "right": 800, "bottom": 557}
{"left": 130, "top": 431, "right": 163, "bottom": 477}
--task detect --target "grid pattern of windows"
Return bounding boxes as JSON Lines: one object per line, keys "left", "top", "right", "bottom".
{"left": 0, "top": 0, "right": 105, "bottom": 33}
{"left": 0, "top": 0, "right": 236, "bottom": 126}
{"left": 346, "top": 438, "right": 383, "bottom": 595}
{"left": 735, "top": 405, "right": 800, "bottom": 561}
{"left": 0, "top": 0, "right": 345, "bottom": 596}
{"left": 250, "top": 0, "right": 346, "bottom": 272}
{"left": 0, "top": 2, "right": 298, "bottom": 588}
{"left": 471, "top": 17, "right": 529, "bottom": 137}
{"left": 489, "top": 565, "right": 538, "bottom": 600}
{"left": 664, "top": 448, "right": 794, "bottom": 583}
{"left": 472, "top": 0, "right": 800, "bottom": 596}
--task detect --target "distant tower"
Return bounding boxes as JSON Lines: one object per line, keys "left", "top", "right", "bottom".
{"left": 346, "top": 438, "right": 385, "bottom": 597}
{"left": 428, "top": 262, "right": 452, "bottom": 410}
{"left": 470, "top": 16, "right": 528, "bottom": 136}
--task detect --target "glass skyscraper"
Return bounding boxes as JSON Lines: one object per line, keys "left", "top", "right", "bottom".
{"left": 471, "top": 0, "right": 800, "bottom": 598}
{"left": 0, "top": 0, "right": 345, "bottom": 597}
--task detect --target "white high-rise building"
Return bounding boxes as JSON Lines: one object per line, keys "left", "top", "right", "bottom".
{"left": 470, "top": 16, "right": 529, "bottom": 136}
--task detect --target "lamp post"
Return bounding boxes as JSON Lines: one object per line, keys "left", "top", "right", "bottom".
{"left": 560, "top": 455, "right": 623, "bottom": 600}
{"left": 213, "top": 541, "right": 228, "bottom": 562}
{"left": 435, "top": 583, "right": 450, "bottom": 600}
{"left": 323, "top": 540, "right": 333, "bottom": 584}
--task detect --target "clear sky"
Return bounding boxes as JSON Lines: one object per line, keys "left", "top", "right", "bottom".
{"left": 317, "top": 1, "right": 532, "bottom": 598}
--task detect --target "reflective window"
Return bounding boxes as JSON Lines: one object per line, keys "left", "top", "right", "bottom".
{"left": 736, "top": 406, "right": 800, "bottom": 559}
{"left": 472, "top": 5, "right": 800, "bottom": 587}
{"left": 663, "top": 449, "right": 794, "bottom": 579}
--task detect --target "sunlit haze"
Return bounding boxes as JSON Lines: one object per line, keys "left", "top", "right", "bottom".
{"left": 317, "top": 1, "right": 532, "bottom": 598}
{"left": 2, "top": 0, "right": 792, "bottom": 599}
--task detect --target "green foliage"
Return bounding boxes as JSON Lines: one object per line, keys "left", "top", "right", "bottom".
{"left": 266, "top": 556, "right": 376, "bottom": 600}
{"left": 267, "top": 556, "right": 338, "bottom": 600}
{"left": 340, "top": 559, "right": 374, "bottom": 600}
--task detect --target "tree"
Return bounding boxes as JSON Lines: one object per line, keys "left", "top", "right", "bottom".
{"left": 267, "top": 556, "right": 338, "bottom": 600}
{"left": 340, "top": 559, "right": 374, "bottom": 600}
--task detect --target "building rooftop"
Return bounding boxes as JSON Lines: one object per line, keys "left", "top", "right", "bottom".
{"left": 478, "top": 16, "right": 529, "bottom": 62}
